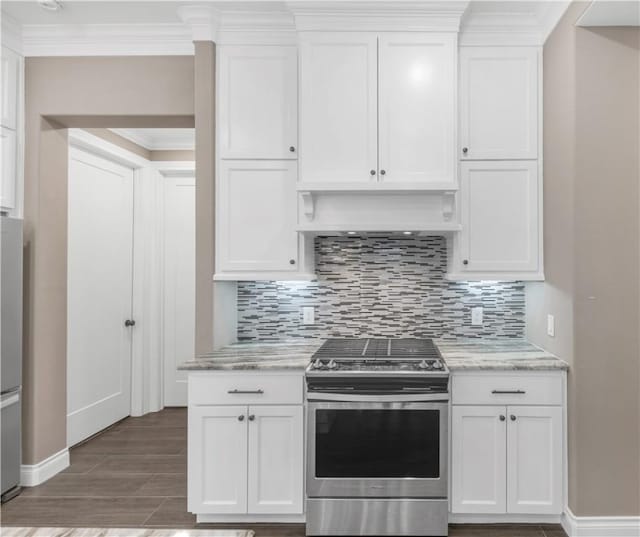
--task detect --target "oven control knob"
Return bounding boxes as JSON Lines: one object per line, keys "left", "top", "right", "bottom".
{"left": 433, "top": 361, "right": 444, "bottom": 370}
{"left": 327, "top": 359, "right": 337, "bottom": 370}
{"left": 419, "top": 360, "right": 431, "bottom": 370}
{"left": 312, "top": 358, "right": 323, "bottom": 369}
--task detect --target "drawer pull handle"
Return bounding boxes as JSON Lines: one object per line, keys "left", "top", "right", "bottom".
{"left": 491, "top": 390, "right": 526, "bottom": 395}
{"left": 227, "top": 389, "right": 264, "bottom": 395}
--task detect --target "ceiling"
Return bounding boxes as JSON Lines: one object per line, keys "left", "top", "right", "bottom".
{"left": 576, "top": 0, "right": 640, "bottom": 27}
{"left": 1, "top": 1, "right": 289, "bottom": 25}
{"left": 110, "top": 128, "right": 195, "bottom": 151}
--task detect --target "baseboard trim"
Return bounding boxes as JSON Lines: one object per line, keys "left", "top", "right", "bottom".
{"left": 449, "top": 513, "right": 561, "bottom": 524}
{"left": 20, "top": 448, "right": 69, "bottom": 487}
{"left": 562, "top": 507, "right": 640, "bottom": 537}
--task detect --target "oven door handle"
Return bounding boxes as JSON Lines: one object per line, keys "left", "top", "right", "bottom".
{"left": 306, "top": 392, "right": 449, "bottom": 403}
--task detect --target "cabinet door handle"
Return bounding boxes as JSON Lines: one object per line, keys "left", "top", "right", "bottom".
{"left": 227, "top": 389, "right": 264, "bottom": 395}
{"left": 462, "top": 259, "right": 469, "bottom": 265}
{"left": 380, "top": 169, "right": 386, "bottom": 176}
{"left": 248, "top": 414, "right": 255, "bottom": 422}
{"left": 491, "top": 390, "right": 526, "bottom": 395}
{"left": 289, "top": 146, "right": 296, "bottom": 152}
{"left": 510, "top": 415, "right": 517, "bottom": 421}
{"left": 499, "top": 415, "right": 506, "bottom": 421}
{"left": 370, "top": 170, "right": 376, "bottom": 176}
{"left": 289, "top": 259, "right": 296, "bottom": 265}
{"left": 462, "top": 147, "right": 469, "bottom": 154}
{"left": 238, "top": 415, "right": 245, "bottom": 421}
{"left": 124, "top": 319, "right": 136, "bottom": 327}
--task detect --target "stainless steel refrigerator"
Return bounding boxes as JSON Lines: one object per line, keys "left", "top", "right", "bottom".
{"left": 1, "top": 215, "right": 22, "bottom": 502}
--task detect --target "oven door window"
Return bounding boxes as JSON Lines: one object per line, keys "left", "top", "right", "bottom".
{"left": 315, "top": 409, "right": 440, "bottom": 478}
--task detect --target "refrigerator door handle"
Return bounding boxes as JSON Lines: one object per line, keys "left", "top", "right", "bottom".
{"left": 0, "top": 392, "right": 19, "bottom": 410}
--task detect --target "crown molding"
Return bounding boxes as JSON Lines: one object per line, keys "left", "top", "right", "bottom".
{"left": 21, "top": 23, "right": 194, "bottom": 56}
{"left": 110, "top": 128, "right": 195, "bottom": 151}
{"left": 177, "top": 4, "right": 221, "bottom": 42}
{"left": 1, "top": 13, "right": 23, "bottom": 54}
{"left": 288, "top": 1, "right": 469, "bottom": 32}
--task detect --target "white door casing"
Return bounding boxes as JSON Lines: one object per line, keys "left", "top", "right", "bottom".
{"left": 218, "top": 45, "right": 298, "bottom": 159}
{"left": 299, "top": 32, "right": 378, "bottom": 184}
{"left": 506, "top": 406, "right": 563, "bottom": 514}
{"left": 378, "top": 33, "right": 456, "bottom": 186}
{"left": 460, "top": 160, "right": 539, "bottom": 273}
{"left": 1, "top": 126, "right": 17, "bottom": 210}
{"left": 163, "top": 174, "right": 195, "bottom": 407}
{"left": 247, "top": 405, "right": 304, "bottom": 514}
{"left": 67, "top": 146, "right": 134, "bottom": 447}
{"left": 451, "top": 405, "right": 507, "bottom": 514}
{"left": 217, "top": 160, "right": 298, "bottom": 273}
{"left": 188, "top": 405, "right": 248, "bottom": 514}
{"left": 1, "top": 46, "right": 19, "bottom": 130}
{"left": 460, "top": 47, "right": 539, "bottom": 160}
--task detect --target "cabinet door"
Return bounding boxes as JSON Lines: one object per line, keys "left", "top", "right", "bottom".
{"left": 507, "top": 406, "right": 562, "bottom": 514}
{"left": 217, "top": 160, "right": 298, "bottom": 272}
{"left": 218, "top": 45, "right": 297, "bottom": 159}
{"left": 460, "top": 161, "right": 539, "bottom": 272}
{"left": 188, "top": 405, "right": 248, "bottom": 514}
{"left": 1, "top": 127, "right": 16, "bottom": 210}
{"left": 1, "top": 47, "right": 19, "bottom": 130}
{"left": 460, "top": 47, "right": 538, "bottom": 160}
{"left": 451, "top": 406, "right": 507, "bottom": 514}
{"left": 247, "top": 405, "right": 304, "bottom": 514}
{"left": 299, "top": 33, "right": 378, "bottom": 184}
{"left": 378, "top": 33, "right": 456, "bottom": 186}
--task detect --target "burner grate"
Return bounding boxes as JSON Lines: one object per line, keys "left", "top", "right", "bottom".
{"left": 313, "top": 338, "right": 441, "bottom": 360}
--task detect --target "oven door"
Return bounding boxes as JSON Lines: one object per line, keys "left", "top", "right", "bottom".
{"left": 306, "top": 396, "right": 448, "bottom": 499}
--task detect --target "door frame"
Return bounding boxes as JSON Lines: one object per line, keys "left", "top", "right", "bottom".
{"left": 67, "top": 129, "right": 173, "bottom": 419}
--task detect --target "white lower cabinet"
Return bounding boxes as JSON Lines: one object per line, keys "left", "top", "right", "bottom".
{"left": 248, "top": 405, "right": 304, "bottom": 514}
{"left": 188, "top": 374, "right": 304, "bottom": 520}
{"left": 451, "top": 382, "right": 563, "bottom": 516}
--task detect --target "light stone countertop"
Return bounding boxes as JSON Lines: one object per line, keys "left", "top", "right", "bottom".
{"left": 178, "top": 339, "right": 568, "bottom": 372}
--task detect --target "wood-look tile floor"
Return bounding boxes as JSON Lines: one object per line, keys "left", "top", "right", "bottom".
{"left": 1, "top": 408, "right": 567, "bottom": 537}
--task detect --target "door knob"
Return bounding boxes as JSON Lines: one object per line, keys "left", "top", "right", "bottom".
{"left": 124, "top": 319, "right": 136, "bottom": 327}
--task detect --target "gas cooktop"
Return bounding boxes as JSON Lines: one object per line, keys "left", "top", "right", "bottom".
{"left": 306, "top": 338, "right": 448, "bottom": 376}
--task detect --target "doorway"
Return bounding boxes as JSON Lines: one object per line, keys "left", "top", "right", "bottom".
{"left": 66, "top": 129, "right": 195, "bottom": 447}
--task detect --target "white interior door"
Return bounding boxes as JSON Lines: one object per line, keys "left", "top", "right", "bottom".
{"left": 163, "top": 174, "right": 195, "bottom": 406}
{"left": 67, "top": 147, "right": 134, "bottom": 446}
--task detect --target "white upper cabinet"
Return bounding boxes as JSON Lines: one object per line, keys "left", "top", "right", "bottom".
{"left": 460, "top": 47, "right": 539, "bottom": 160}
{"left": 459, "top": 160, "right": 539, "bottom": 274}
{"left": 1, "top": 127, "right": 17, "bottom": 210}
{"left": 1, "top": 47, "right": 19, "bottom": 131}
{"left": 299, "top": 33, "right": 378, "bottom": 185}
{"left": 378, "top": 33, "right": 456, "bottom": 186}
{"left": 218, "top": 45, "right": 298, "bottom": 159}
{"left": 217, "top": 160, "right": 298, "bottom": 273}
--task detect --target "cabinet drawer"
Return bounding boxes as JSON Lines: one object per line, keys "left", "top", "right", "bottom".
{"left": 452, "top": 373, "right": 563, "bottom": 406}
{"left": 189, "top": 373, "right": 303, "bottom": 406}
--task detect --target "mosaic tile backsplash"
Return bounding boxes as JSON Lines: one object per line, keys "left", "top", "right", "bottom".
{"left": 237, "top": 235, "right": 525, "bottom": 341}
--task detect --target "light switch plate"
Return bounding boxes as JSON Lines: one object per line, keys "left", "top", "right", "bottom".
{"left": 471, "top": 307, "right": 483, "bottom": 326}
{"left": 302, "top": 306, "right": 315, "bottom": 325}
{"left": 547, "top": 314, "right": 555, "bottom": 337}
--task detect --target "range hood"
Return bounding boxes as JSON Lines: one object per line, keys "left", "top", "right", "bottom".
{"left": 296, "top": 186, "right": 460, "bottom": 235}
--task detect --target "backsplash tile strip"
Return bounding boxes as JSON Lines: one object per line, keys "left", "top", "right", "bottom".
{"left": 237, "top": 235, "right": 525, "bottom": 341}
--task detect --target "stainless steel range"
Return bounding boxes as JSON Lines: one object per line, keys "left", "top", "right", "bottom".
{"left": 305, "top": 338, "right": 450, "bottom": 537}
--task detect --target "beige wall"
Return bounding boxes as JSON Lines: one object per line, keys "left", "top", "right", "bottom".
{"left": 193, "top": 42, "right": 216, "bottom": 355}
{"left": 527, "top": 2, "right": 640, "bottom": 516}
{"left": 23, "top": 55, "right": 197, "bottom": 464}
